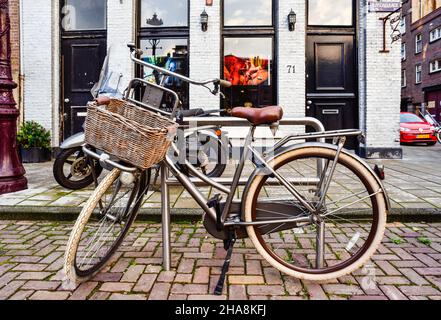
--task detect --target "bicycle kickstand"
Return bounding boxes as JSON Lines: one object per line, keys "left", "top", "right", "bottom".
{"left": 214, "top": 229, "right": 237, "bottom": 296}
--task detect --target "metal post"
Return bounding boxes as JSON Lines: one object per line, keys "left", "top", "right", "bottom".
{"left": 160, "top": 163, "right": 171, "bottom": 271}
{"left": 316, "top": 220, "right": 325, "bottom": 269}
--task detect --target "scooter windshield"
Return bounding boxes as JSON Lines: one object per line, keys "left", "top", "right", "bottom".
{"left": 90, "top": 48, "right": 124, "bottom": 99}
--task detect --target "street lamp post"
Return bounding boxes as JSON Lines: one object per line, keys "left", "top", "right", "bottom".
{"left": 0, "top": 0, "right": 27, "bottom": 194}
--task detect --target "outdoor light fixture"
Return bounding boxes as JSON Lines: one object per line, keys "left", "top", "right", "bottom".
{"left": 201, "top": 9, "right": 209, "bottom": 32}
{"left": 288, "top": 9, "right": 296, "bottom": 31}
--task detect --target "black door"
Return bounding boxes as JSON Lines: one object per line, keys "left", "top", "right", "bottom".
{"left": 62, "top": 37, "right": 107, "bottom": 138}
{"left": 306, "top": 0, "right": 358, "bottom": 149}
{"left": 60, "top": 0, "right": 107, "bottom": 139}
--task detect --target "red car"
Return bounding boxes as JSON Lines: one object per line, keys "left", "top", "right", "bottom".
{"left": 400, "top": 112, "right": 437, "bottom": 146}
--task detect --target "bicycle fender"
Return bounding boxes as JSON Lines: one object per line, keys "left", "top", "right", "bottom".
{"left": 60, "top": 132, "right": 85, "bottom": 149}
{"left": 241, "top": 142, "right": 391, "bottom": 218}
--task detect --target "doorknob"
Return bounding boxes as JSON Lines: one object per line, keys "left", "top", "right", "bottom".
{"left": 64, "top": 98, "right": 70, "bottom": 103}
{"left": 306, "top": 100, "right": 312, "bottom": 110}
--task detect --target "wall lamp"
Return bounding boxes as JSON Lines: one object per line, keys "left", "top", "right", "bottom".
{"left": 288, "top": 9, "right": 296, "bottom": 31}
{"left": 201, "top": 9, "right": 209, "bottom": 32}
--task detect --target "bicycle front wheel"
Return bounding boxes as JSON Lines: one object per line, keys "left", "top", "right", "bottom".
{"left": 243, "top": 146, "right": 387, "bottom": 282}
{"left": 64, "top": 168, "right": 149, "bottom": 287}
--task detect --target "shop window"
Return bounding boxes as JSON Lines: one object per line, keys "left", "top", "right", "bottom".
{"left": 222, "top": 0, "right": 275, "bottom": 109}
{"left": 415, "top": 34, "right": 423, "bottom": 54}
{"left": 416, "top": 64, "right": 423, "bottom": 83}
{"left": 139, "top": 38, "right": 189, "bottom": 110}
{"left": 308, "top": 0, "right": 353, "bottom": 26}
{"left": 61, "top": 0, "right": 107, "bottom": 31}
{"left": 430, "top": 26, "right": 441, "bottom": 43}
{"left": 430, "top": 59, "right": 441, "bottom": 73}
{"left": 138, "top": 0, "right": 190, "bottom": 110}
{"left": 223, "top": 37, "right": 274, "bottom": 108}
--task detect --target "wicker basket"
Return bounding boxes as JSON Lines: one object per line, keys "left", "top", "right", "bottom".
{"left": 85, "top": 99, "right": 178, "bottom": 170}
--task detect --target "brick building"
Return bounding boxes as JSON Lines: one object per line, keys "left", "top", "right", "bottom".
{"left": 401, "top": 0, "right": 441, "bottom": 121}
{"left": 17, "top": 0, "right": 403, "bottom": 158}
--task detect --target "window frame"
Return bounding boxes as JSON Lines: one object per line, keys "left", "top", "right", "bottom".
{"left": 60, "top": 0, "right": 108, "bottom": 33}
{"left": 136, "top": 0, "right": 190, "bottom": 109}
{"left": 401, "top": 42, "right": 406, "bottom": 60}
{"left": 401, "top": 69, "right": 406, "bottom": 88}
{"left": 415, "top": 63, "right": 423, "bottom": 84}
{"left": 400, "top": 15, "right": 406, "bottom": 35}
{"left": 221, "top": 0, "right": 278, "bottom": 109}
{"left": 429, "top": 59, "right": 441, "bottom": 74}
{"left": 307, "top": 0, "right": 355, "bottom": 27}
{"left": 415, "top": 33, "right": 423, "bottom": 54}
{"left": 430, "top": 26, "right": 441, "bottom": 43}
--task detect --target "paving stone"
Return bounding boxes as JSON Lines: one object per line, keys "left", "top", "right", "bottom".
{"left": 229, "top": 276, "right": 265, "bottom": 285}
{"left": 148, "top": 283, "right": 171, "bottom": 300}
{"left": 133, "top": 274, "right": 157, "bottom": 293}
{"left": 100, "top": 282, "right": 133, "bottom": 293}
{"left": 69, "top": 282, "right": 99, "bottom": 300}
{"left": 121, "top": 265, "right": 145, "bottom": 283}
{"left": 29, "top": 290, "right": 70, "bottom": 300}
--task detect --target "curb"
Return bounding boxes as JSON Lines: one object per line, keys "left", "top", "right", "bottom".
{"left": 0, "top": 206, "right": 441, "bottom": 222}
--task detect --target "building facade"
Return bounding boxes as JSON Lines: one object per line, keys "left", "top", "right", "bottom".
{"left": 401, "top": 0, "right": 441, "bottom": 121}
{"left": 16, "top": 0, "right": 403, "bottom": 158}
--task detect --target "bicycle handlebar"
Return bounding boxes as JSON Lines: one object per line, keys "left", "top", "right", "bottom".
{"left": 127, "top": 44, "right": 231, "bottom": 89}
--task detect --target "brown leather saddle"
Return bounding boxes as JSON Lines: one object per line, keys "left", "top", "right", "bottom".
{"left": 231, "top": 106, "right": 284, "bottom": 126}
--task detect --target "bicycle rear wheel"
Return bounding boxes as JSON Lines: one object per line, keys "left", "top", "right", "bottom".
{"left": 64, "top": 168, "right": 149, "bottom": 287}
{"left": 243, "top": 146, "right": 387, "bottom": 281}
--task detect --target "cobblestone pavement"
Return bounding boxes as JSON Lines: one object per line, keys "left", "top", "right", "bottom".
{"left": 0, "top": 145, "right": 440, "bottom": 216}
{"left": 1, "top": 220, "right": 441, "bottom": 300}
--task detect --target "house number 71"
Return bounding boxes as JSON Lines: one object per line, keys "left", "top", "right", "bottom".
{"left": 287, "top": 65, "right": 296, "bottom": 74}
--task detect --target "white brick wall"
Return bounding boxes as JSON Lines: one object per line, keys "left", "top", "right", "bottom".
{"left": 21, "top": 0, "right": 53, "bottom": 133}
{"left": 278, "top": 0, "right": 306, "bottom": 118}
{"left": 107, "top": 0, "right": 136, "bottom": 90}
{"left": 189, "top": 1, "right": 221, "bottom": 111}
{"left": 359, "top": 0, "right": 401, "bottom": 151}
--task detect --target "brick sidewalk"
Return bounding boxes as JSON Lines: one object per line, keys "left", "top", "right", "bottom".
{"left": 0, "top": 221, "right": 441, "bottom": 300}
{"left": 1, "top": 145, "right": 441, "bottom": 219}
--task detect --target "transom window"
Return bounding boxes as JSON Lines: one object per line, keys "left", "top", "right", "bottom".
{"left": 308, "top": 0, "right": 353, "bottom": 26}
{"left": 61, "top": 0, "right": 107, "bottom": 31}
{"left": 430, "top": 26, "right": 441, "bottom": 43}
{"left": 140, "top": 0, "right": 188, "bottom": 28}
{"left": 430, "top": 59, "right": 441, "bottom": 73}
{"left": 415, "top": 33, "right": 423, "bottom": 54}
{"left": 222, "top": 0, "right": 275, "bottom": 109}
{"left": 223, "top": 0, "right": 273, "bottom": 27}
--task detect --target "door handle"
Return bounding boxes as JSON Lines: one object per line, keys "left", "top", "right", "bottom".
{"left": 306, "top": 100, "right": 312, "bottom": 110}
{"left": 64, "top": 98, "right": 70, "bottom": 103}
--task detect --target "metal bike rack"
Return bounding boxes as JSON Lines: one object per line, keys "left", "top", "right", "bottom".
{"left": 160, "top": 117, "right": 326, "bottom": 271}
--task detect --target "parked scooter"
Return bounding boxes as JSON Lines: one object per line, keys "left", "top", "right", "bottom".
{"left": 53, "top": 53, "right": 230, "bottom": 190}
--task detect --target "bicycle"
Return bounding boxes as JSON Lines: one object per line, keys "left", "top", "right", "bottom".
{"left": 63, "top": 44, "right": 390, "bottom": 294}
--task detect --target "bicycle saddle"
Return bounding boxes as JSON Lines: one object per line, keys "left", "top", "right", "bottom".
{"left": 231, "top": 106, "right": 283, "bottom": 126}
